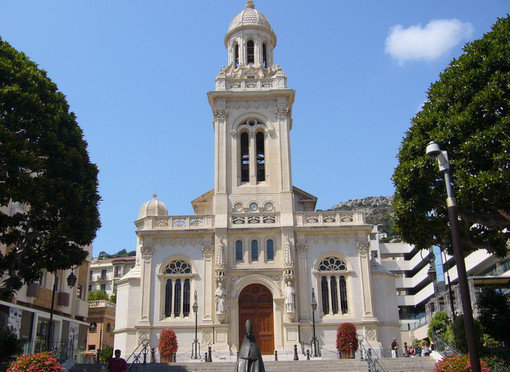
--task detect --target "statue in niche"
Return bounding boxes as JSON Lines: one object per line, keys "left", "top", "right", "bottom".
{"left": 285, "top": 281, "right": 295, "bottom": 312}
{"left": 215, "top": 282, "right": 226, "bottom": 314}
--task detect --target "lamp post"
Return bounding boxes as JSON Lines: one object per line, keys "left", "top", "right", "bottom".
{"left": 311, "top": 288, "right": 319, "bottom": 357}
{"left": 441, "top": 248, "right": 456, "bottom": 320}
{"left": 426, "top": 141, "right": 481, "bottom": 372}
{"left": 192, "top": 290, "right": 199, "bottom": 359}
{"left": 47, "top": 269, "right": 77, "bottom": 351}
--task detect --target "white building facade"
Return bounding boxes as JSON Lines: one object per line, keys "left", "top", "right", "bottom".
{"left": 114, "top": 1, "right": 400, "bottom": 359}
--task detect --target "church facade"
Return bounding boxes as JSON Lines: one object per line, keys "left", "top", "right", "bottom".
{"left": 114, "top": 1, "right": 399, "bottom": 359}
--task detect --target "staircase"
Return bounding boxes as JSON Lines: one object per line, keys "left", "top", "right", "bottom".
{"left": 69, "top": 357, "right": 436, "bottom": 372}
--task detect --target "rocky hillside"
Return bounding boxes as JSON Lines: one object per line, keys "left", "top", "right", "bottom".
{"left": 329, "top": 196, "right": 395, "bottom": 237}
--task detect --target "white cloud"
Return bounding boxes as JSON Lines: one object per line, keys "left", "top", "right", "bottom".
{"left": 385, "top": 19, "right": 473, "bottom": 64}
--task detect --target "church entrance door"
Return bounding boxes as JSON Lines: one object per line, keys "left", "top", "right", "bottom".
{"left": 238, "top": 284, "right": 274, "bottom": 354}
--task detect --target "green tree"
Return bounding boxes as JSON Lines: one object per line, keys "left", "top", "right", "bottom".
{"left": 0, "top": 328, "right": 24, "bottom": 363}
{"left": 0, "top": 37, "right": 100, "bottom": 299}
{"left": 392, "top": 15, "right": 510, "bottom": 257}
{"left": 448, "top": 314, "right": 483, "bottom": 354}
{"left": 428, "top": 311, "right": 450, "bottom": 339}
{"left": 477, "top": 288, "right": 510, "bottom": 344}
{"left": 87, "top": 289, "right": 109, "bottom": 301}
{"left": 99, "top": 345, "right": 114, "bottom": 363}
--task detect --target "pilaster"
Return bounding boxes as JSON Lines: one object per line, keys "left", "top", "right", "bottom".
{"left": 358, "top": 242, "right": 376, "bottom": 320}
{"left": 139, "top": 238, "right": 153, "bottom": 325}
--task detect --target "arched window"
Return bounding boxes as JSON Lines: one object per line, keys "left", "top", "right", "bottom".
{"left": 251, "top": 240, "right": 258, "bottom": 262}
{"left": 235, "top": 43, "right": 239, "bottom": 68}
{"left": 266, "top": 239, "right": 274, "bottom": 261}
{"left": 163, "top": 260, "right": 193, "bottom": 318}
{"left": 89, "top": 322, "right": 97, "bottom": 333}
{"left": 236, "top": 240, "right": 243, "bottom": 262}
{"left": 262, "top": 43, "right": 267, "bottom": 67}
{"left": 256, "top": 132, "right": 265, "bottom": 182}
{"left": 240, "top": 132, "right": 249, "bottom": 182}
{"left": 106, "top": 323, "right": 111, "bottom": 333}
{"left": 318, "top": 257, "right": 349, "bottom": 315}
{"left": 247, "top": 40, "right": 254, "bottom": 64}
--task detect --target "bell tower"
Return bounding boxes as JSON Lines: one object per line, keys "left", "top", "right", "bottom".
{"left": 208, "top": 0, "right": 296, "bottom": 228}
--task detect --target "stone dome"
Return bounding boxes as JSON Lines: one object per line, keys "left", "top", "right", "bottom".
{"left": 226, "top": 0, "right": 274, "bottom": 37}
{"left": 138, "top": 193, "right": 168, "bottom": 219}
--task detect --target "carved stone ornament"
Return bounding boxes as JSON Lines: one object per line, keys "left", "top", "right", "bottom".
{"left": 216, "top": 238, "right": 226, "bottom": 268}
{"left": 140, "top": 245, "right": 153, "bottom": 257}
{"left": 275, "top": 106, "right": 289, "bottom": 119}
{"left": 213, "top": 108, "right": 228, "bottom": 120}
{"left": 357, "top": 242, "right": 370, "bottom": 256}
{"left": 138, "top": 330, "right": 150, "bottom": 342}
{"left": 202, "top": 245, "right": 213, "bottom": 259}
{"left": 284, "top": 236, "right": 294, "bottom": 267}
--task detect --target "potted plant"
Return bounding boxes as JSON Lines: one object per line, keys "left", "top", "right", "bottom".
{"left": 158, "top": 328, "right": 178, "bottom": 363}
{"left": 336, "top": 323, "right": 358, "bottom": 359}
{"left": 8, "top": 351, "right": 62, "bottom": 372}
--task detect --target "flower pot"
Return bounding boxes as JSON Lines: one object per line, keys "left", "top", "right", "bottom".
{"left": 161, "top": 354, "right": 173, "bottom": 363}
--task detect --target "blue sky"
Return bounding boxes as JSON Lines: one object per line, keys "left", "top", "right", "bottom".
{"left": 0, "top": 1, "right": 507, "bottom": 256}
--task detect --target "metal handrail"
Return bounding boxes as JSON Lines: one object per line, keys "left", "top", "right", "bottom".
{"left": 126, "top": 339, "right": 151, "bottom": 371}
{"left": 357, "top": 334, "right": 388, "bottom": 372}
{"left": 431, "top": 332, "right": 461, "bottom": 358}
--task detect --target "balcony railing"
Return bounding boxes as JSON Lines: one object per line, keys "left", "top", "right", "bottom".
{"left": 230, "top": 212, "right": 278, "bottom": 227}
{"left": 137, "top": 215, "right": 213, "bottom": 230}
{"left": 88, "top": 300, "right": 116, "bottom": 310}
{"left": 295, "top": 211, "right": 365, "bottom": 227}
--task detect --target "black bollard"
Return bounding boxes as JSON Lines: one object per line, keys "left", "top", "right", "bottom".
{"left": 208, "top": 346, "right": 212, "bottom": 362}
{"left": 274, "top": 350, "right": 278, "bottom": 361}
{"left": 350, "top": 342, "right": 355, "bottom": 359}
{"left": 404, "top": 342, "right": 409, "bottom": 357}
{"left": 151, "top": 347, "right": 155, "bottom": 363}
{"left": 204, "top": 352, "right": 208, "bottom": 362}
{"left": 306, "top": 349, "right": 310, "bottom": 360}
{"left": 293, "top": 344, "right": 299, "bottom": 361}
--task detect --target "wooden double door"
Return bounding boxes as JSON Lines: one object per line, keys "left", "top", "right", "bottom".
{"left": 238, "top": 284, "right": 274, "bottom": 355}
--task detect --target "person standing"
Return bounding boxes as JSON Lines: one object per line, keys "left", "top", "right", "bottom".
{"left": 108, "top": 349, "right": 128, "bottom": 372}
{"left": 391, "top": 338, "right": 399, "bottom": 358}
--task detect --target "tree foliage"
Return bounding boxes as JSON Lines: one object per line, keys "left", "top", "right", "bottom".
{"left": 477, "top": 288, "right": 510, "bottom": 344}
{"left": 0, "top": 38, "right": 101, "bottom": 299}
{"left": 88, "top": 289, "right": 109, "bottom": 301}
{"left": 428, "top": 311, "right": 450, "bottom": 339}
{"left": 392, "top": 16, "right": 510, "bottom": 257}
{"left": 0, "top": 328, "right": 24, "bottom": 363}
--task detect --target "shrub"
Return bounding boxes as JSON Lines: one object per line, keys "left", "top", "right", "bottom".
{"left": 428, "top": 311, "right": 450, "bottom": 339}
{"left": 434, "top": 354, "right": 489, "bottom": 372}
{"left": 0, "top": 328, "right": 24, "bottom": 363}
{"left": 336, "top": 323, "right": 358, "bottom": 353}
{"left": 158, "top": 328, "right": 178, "bottom": 356}
{"left": 7, "top": 352, "right": 62, "bottom": 372}
{"left": 100, "top": 345, "right": 114, "bottom": 363}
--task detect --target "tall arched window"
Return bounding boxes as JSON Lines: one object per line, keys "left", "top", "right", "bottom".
{"left": 235, "top": 43, "right": 239, "bottom": 68}
{"left": 240, "top": 132, "right": 249, "bottom": 182}
{"left": 256, "top": 132, "right": 265, "bottom": 182}
{"left": 251, "top": 240, "right": 258, "bottom": 262}
{"left": 236, "top": 240, "right": 243, "bottom": 262}
{"left": 318, "top": 257, "right": 349, "bottom": 315}
{"left": 247, "top": 40, "right": 254, "bottom": 64}
{"left": 266, "top": 239, "right": 274, "bottom": 261}
{"left": 165, "top": 279, "right": 173, "bottom": 317}
{"left": 262, "top": 43, "right": 267, "bottom": 67}
{"left": 163, "top": 260, "right": 193, "bottom": 318}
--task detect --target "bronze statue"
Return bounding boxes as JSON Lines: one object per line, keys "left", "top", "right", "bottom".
{"left": 235, "top": 320, "right": 265, "bottom": 372}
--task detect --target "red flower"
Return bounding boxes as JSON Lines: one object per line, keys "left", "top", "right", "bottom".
{"left": 158, "top": 328, "right": 178, "bottom": 356}
{"left": 336, "top": 323, "right": 358, "bottom": 353}
{"left": 8, "top": 352, "right": 62, "bottom": 372}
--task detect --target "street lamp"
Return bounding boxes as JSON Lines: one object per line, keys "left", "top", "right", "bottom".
{"left": 191, "top": 290, "right": 199, "bottom": 359}
{"left": 310, "top": 288, "right": 320, "bottom": 357}
{"left": 426, "top": 141, "right": 481, "bottom": 372}
{"left": 47, "top": 270, "right": 77, "bottom": 351}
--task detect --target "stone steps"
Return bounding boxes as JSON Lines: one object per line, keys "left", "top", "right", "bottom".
{"left": 69, "top": 357, "right": 437, "bottom": 372}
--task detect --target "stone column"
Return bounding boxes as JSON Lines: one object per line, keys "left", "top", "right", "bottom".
{"left": 139, "top": 238, "right": 153, "bottom": 325}
{"left": 358, "top": 242, "right": 375, "bottom": 319}
{"left": 295, "top": 240, "right": 311, "bottom": 322}
{"left": 202, "top": 244, "right": 214, "bottom": 324}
